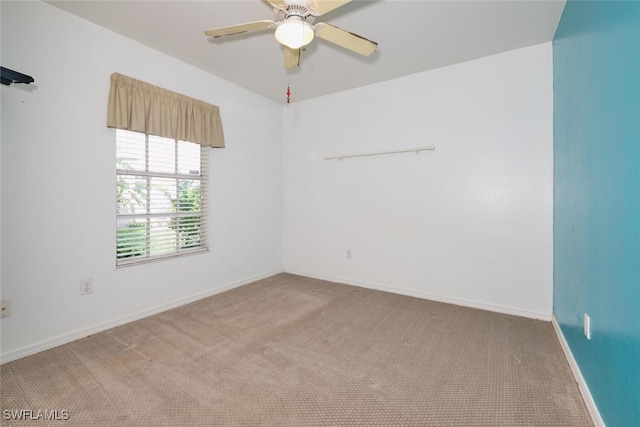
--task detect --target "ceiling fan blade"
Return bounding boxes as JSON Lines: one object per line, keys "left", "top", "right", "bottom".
{"left": 284, "top": 47, "right": 300, "bottom": 70}
{"left": 307, "top": 0, "right": 352, "bottom": 16}
{"left": 314, "top": 23, "right": 377, "bottom": 56}
{"left": 204, "top": 20, "right": 274, "bottom": 39}
{"left": 264, "top": 0, "right": 286, "bottom": 8}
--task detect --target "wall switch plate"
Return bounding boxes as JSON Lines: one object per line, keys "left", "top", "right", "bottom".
{"left": 583, "top": 313, "right": 591, "bottom": 340}
{"left": 80, "top": 278, "right": 93, "bottom": 295}
{"left": 1, "top": 299, "right": 11, "bottom": 318}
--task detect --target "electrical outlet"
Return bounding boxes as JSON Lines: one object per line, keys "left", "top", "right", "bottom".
{"left": 1, "top": 299, "right": 11, "bottom": 318}
{"left": 346, "top": 249, "right": 352, "bottom": 259}
{"left": 80, "top": 278, "right": 93, "bottom": 295}
{"left": 583, "top": 313, "right": 591, "bottom": 340}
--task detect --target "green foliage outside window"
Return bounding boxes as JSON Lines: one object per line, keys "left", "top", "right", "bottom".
{"left": 169, "top": 180, "right": 202, "bottom": 250}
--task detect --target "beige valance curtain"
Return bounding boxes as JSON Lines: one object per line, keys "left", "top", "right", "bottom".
{"left": 107, "top": 73, "right": 225, "bottom": 147}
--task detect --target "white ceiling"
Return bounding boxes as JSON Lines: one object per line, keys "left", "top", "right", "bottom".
{"left": 46, "top": 0, "right": 565, "bottom": 104}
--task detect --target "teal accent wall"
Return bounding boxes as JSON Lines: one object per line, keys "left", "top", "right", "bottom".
{"left": 553, "top": 1, "right": 640, "bottom": 426}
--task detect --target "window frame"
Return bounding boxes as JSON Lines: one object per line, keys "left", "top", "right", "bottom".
{"left": 115, "top": 130, "right": 209, "bottom": 267}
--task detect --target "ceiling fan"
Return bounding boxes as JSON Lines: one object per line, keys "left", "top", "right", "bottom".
{"left": 204, "top": 0, "right": 378, "bottom": 70}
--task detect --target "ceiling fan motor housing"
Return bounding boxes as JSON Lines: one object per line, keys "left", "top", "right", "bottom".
{"left": 276, "top": 5, "right": 315, "bottom": 23}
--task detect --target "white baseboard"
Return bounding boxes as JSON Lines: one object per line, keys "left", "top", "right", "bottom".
{"left": 283, "top": 268, "right": 551, "bottom": 321}
{"left": 551, "top": 316, "right": 605, "bottom": 427}
{"left": 0, "top": 269, "right": 284, "bottom": 364}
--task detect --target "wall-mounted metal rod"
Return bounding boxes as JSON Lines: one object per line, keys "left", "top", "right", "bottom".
{"left": 1, "top": 67, "right": 34, "bottom": 85}
{"left": 325, "top": 145, "right": 435, "bottom": 161}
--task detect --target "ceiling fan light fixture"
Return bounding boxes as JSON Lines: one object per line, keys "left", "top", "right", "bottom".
{"left": 275, "top": 17, "right": 314, "bottom": 49}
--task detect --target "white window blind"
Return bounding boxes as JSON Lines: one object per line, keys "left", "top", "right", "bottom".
{"left": 116, "top": 129, "right": 208, "bottom": 266}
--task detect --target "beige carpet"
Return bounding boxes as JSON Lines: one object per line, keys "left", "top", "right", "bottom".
{"left": 1, "top": 273, "right": 592, "bottom": 426}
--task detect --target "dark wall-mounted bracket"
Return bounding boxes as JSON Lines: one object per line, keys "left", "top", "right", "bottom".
{"left": 1, "top": 67, "right": 35, "bottom": 85}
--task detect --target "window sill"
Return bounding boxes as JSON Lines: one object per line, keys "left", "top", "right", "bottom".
{"left": 116, "top": 247, "right": 209, "bottom": 268}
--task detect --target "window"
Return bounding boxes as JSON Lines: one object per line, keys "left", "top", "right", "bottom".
{"left": 116, "top": 129, "right": 208, "bottom": 266}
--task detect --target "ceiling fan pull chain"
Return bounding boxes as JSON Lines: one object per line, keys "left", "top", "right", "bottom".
{"left": 286, "top": 84, "right": 291, "bottom": 104}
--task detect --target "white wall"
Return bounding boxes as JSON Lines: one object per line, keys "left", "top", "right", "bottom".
{"left": 283, "top": 43, "right": 553, "bottom": 319}
{"left": 0, "top": 1, "right": 283, "bottom": 361}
